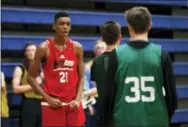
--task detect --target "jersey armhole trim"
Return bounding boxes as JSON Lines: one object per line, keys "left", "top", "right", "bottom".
{"left": 18, "top": 65, "right": 25, "bottom": 84}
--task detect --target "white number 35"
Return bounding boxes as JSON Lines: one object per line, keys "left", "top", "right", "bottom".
{"left": 125, "top": 76, "right": 155, "bottom": 103}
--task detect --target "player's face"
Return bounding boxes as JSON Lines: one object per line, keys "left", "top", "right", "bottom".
{"left": 94, "top": 42, "right": 107, "bottom": 57}
{"left": 54, "top": 17, "right": 71, "bottom": 37}
{"left": 25, "top": 45, "right": 37, "bottom": 60}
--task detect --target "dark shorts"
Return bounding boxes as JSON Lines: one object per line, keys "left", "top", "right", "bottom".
{"left": 1, "top": 117, "right": 10, "bottom": 127}
{"left": 20, "top": 98, "right": 41, "bottom": 127}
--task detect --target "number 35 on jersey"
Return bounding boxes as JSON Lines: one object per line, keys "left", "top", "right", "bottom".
{"left": 125, "top": 76, "right": 155, "bottom": 103}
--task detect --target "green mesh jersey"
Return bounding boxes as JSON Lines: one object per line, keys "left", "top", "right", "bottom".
{"left": 113, "top": 42, "right": 169, "bottom": 126}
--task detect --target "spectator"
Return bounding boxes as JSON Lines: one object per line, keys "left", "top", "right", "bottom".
{"left": 1, "top": 71, "right": 10, "bottom": 127}
{"left": 83, "top": 39, "right": 107, "bottom": 127}
{"left": 85, "top": 39, "right": 107, "bottom": 71}
{"left": 12, "top": 42, "right": 43, "bottom": 127}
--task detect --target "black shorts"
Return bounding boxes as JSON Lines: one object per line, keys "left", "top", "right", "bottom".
{"left": 1, "top": 117, "right": 10, "bottom": 127}
{"left": 19, "top": 98, "right": 41, "bottom": 127}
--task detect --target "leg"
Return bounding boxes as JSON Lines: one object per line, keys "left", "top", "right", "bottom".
{"left": 35, "top": 99, "right": 42, "bottom": 127}
{"left": 67, "top": 103, "right": 85, "bottom": 126}
{"left": 89, "top": 115, "right": 97, "bottom": 127}
{"left": 20, "top": 99, "right": 39, "bottom": 127}
{"left": 41, "top": 104, "right": 66, "bottom": 127}
{"left": 89, "top": 105, "right": 97, "bottom": 127}
{"left": 1, "top": 117, "right": 10, "bottom": 127}
{"left": 84, "top": 108, "right": 91, "bottom": 127}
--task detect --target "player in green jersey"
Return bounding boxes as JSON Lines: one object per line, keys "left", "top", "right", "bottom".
{"left": 104, "top": 6, "right": 177, "bottom": 127}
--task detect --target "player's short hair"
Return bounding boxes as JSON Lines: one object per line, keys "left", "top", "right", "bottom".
{"left": 24, "top": 42, "right": 36, "bottom": 51}
{"left": 100, "top": 20, "right": 121, "bottom": 45}
{"left": 125, "top": 6, "right": 151, "bottom": 34}
{"left": 54, "top": 12, "right": 69, "bottom": 22}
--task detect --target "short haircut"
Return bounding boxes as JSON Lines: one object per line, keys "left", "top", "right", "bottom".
{"left": 125, "top": 6, "right": 152, "bottom": 34}
{"left": 24, "top": 42, "right": 36, "bottom": 51}
{"left": 54, "top": 12, "right": 69, "bottom": 22}
{"left": 100, "top": 20, "right": 121, "bottom": 45}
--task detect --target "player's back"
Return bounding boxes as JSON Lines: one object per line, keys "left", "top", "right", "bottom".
{"left": 91, "top": 50, "right": 116, "bottom": 126}
{"left": 113, "top": 41, "right": 169, "bottom": 126}
{"left": 42, "top": 38, "right": 78, "bottom": 102}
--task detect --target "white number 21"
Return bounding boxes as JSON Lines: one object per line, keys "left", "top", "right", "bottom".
{"left": 125, "top": 76, "right": 155, "bottom": 103}
{"left": 59, "top": 72, "right": 68, "bottom": 83}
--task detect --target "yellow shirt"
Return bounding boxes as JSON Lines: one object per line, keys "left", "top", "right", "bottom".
{"left": 21, "top": 65, "right": 42, "bottom": 99}
{"left": 1, "top": 72, "right": 9, "bottom": 117}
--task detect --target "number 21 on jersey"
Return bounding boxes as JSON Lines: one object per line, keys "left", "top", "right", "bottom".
{"left": 59, "top": 72, "right": 68, "bottom": 83}
{"left": 125, "top": 76, "right": 155, "bottom": 103}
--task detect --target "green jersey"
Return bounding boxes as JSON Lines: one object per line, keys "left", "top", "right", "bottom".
{"left": 105, "top": 41, "right": 177, "bottom": 127}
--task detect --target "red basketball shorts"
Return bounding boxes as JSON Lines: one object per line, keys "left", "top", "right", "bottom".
{"left": 41, "top": 102, "right": 85, "bottom": 127}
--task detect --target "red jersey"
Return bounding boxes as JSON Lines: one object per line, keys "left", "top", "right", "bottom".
{"left": 42, "top": 38, "right": 78, "bottom": 102}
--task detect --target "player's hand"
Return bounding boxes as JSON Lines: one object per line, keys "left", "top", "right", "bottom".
{"left": 47, "top": 97, "right": 61, "bottom": 109}
{"left": 83, "top": 91, "right": 89, "bottom": 98}
{"left": 69, "top": 100, "right": 80, "bottom": 109}
{"left": 88, "top": 105, "right": 95, "bottom": 116}
{"left": 36, "top": 76, "right": 43, "bottom": 85}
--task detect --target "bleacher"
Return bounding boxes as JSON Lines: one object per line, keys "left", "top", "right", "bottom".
{"left": 2, "top": 7, "right": 188, "bottom": 29}
{"left": 1, "top": 0, "right": 188, "bottom": 126}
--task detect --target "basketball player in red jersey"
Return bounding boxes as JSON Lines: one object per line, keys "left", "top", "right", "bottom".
{"left": 27, "top": 12, "right": 85, "bottom": 126}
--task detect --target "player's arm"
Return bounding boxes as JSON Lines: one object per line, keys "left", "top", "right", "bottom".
{"left": 161, "top": 50, "right": 177, "bottom": 120}
{"left": 1, "top": 72, "right": 6, "bottom": 91}
{"left": 90, "top": 60, "right": 96, "bottom": 82}
{"left": 83, "top": 87, "right": 97, "bottom": 97}
{"left": 27, "top": 42, "right": 61, "bottom": 108}
{"left": 27, "top": 43, "right": 47, "bottom": 97}
{"left": 36, "top": 70, "right": 44, "bottom": 85}
{"left": 75, "top": 42, "right": 85, "bottom": 102}
{"left": 12, "top": 66, "right": 32, "bottom": 94}
{"left": 103, "top": 49, "right": 118, "bottom": 126}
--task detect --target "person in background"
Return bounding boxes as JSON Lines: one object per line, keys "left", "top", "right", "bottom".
{"left": 83, "top": 39, "right": 107, "bottom": 127}
{"left": 12, "top": 43, "right": 43, "bottom": 127}
{"left": 1, "top": 71, "right": 10, "bottom": 127}
{"left": 85, "top": 40, "right": 107, "bottom": 70}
